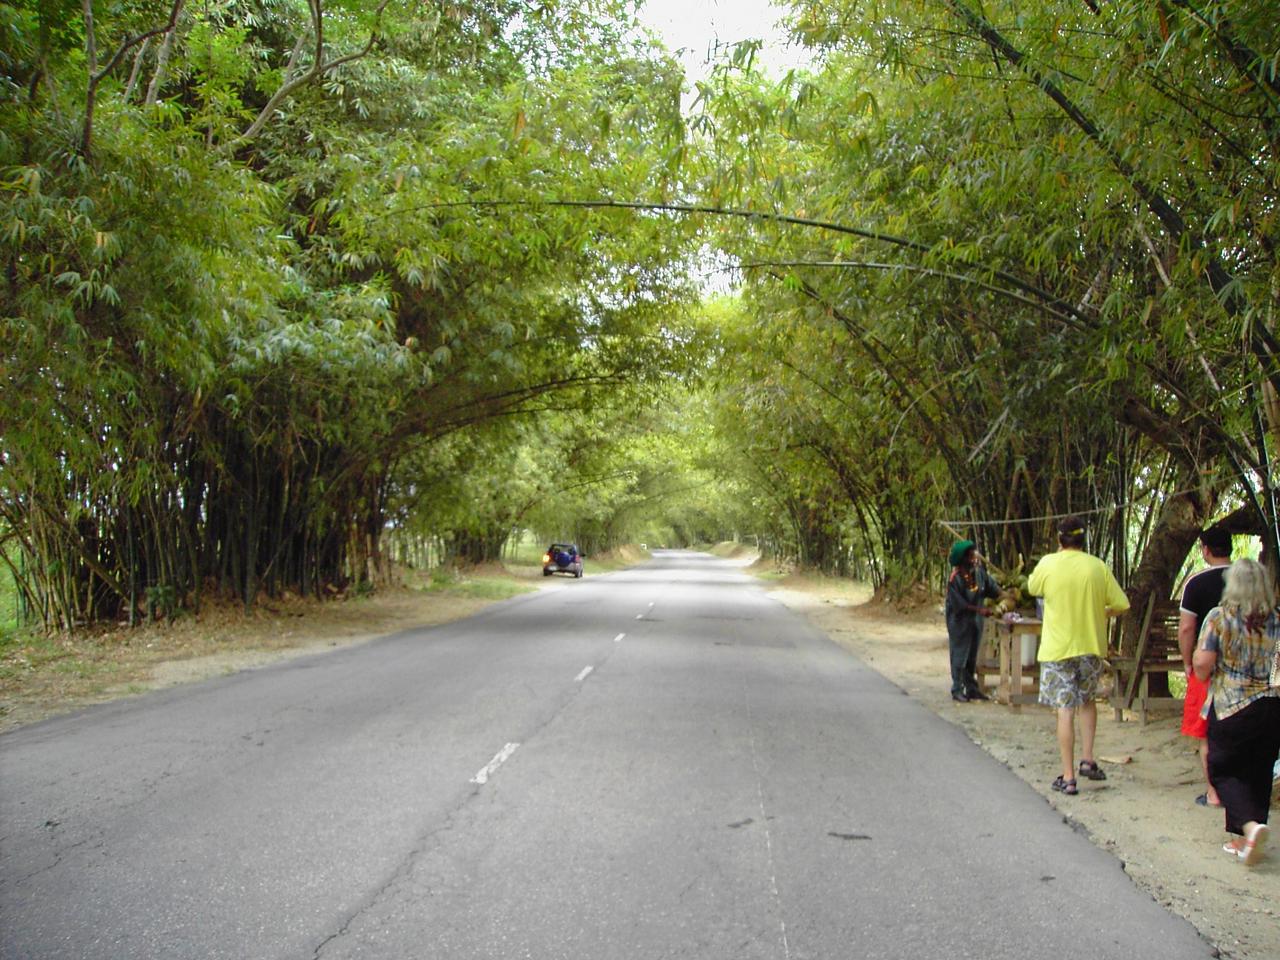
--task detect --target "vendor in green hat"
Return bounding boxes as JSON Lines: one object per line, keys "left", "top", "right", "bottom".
{"left": 945, "top": 539, "right": 1002, "bottom": 702}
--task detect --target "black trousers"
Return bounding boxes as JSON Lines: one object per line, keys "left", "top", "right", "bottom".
{"left": 1207, "top": 696, "right": 1280, "bottom": 836}
{"left": 947, "top": 616, "right": 983, "bottom": 697}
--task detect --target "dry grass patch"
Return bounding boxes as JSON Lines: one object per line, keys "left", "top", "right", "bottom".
{"left": 591, "top": 544, "right": 652, "bottom": 569}
{"left": 706, "top": 541, "right": 760, "bottom": 561}
{"left": 769, "top": 569, "right": 875, "bottom": 606}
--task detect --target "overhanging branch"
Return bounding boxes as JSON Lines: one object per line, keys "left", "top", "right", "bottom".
{"left": 226, "top": 0, "right": 390, "bottom": 152}
{"left": 740, "top": 259, "right": 1081, "bottom": 326}
{"left": 80, "top": 0, "right": 185, "bottom": 157}
{"left": 943, "top": 0, "right": 1280, "bottom": 388}
{"left": 399, "top": 197, "right": 1091, "bottom": 326}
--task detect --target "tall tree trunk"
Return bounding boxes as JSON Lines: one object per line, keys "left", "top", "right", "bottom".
{"left": 1118, "top": 477, "right": 1217, "bottom": 657}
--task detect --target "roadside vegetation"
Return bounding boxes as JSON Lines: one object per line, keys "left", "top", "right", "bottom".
{"left": 0, "top": 549, "right": 20, "bottom": 639}
{"left": 2, "top": 1, "right": 1278, "bottom": 685}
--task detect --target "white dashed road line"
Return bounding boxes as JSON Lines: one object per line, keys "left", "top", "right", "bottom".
{"left": 470, "top": 742, "right": 520, "bottom": 785}
{"left": 613, "top": 633, "right": 625, "bottom": 643}
{"left": 574, "top": 666, "right": 594, "bottom": 683}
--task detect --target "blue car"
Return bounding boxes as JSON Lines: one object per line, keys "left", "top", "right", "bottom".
{"left": 542, "top": 543, "right": 584, "bottom": 578}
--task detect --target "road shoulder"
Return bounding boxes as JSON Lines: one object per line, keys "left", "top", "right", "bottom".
{"left": 765, "top": 573, "right": 1279, "bottom": 960}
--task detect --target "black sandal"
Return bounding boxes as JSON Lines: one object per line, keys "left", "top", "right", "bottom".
{"left": 1052, "top": 776, "right": 1078, "bottom": 795}
{"left": 1078, "top": 760, "right": 1106, "bottom": 781}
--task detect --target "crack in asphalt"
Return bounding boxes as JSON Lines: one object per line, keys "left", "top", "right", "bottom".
{"left": 310, "top": 638, "right": 620, "bottom": 958}
{"left": 6, "top": 833, "right": 105, "bottom": 888}
{"left": 310, "top": 797, "right": 469, "bottom": 960}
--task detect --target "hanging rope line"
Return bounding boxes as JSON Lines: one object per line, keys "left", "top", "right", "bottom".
{"left": 937, "top": 477, "right": 1245, "bottom": 529}
{"left": 937, "top": 504, "right": 1120, "bottom": 527}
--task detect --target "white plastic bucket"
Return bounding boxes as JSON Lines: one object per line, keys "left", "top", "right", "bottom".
{"left": 1020, "top": 634, "right": 1038, "bottom": 667}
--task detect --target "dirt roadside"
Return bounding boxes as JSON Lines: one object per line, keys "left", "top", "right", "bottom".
{"left": 0, "top": 567, "right": 555, "bottom": 733}
{"left": 0, "top": 549, "right": 654, "bottom": 732}
{"left": 763, "top": 571, "right": 1279, "bottom": 960}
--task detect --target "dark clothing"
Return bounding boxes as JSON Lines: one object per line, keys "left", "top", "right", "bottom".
{"left": 945, "top": 564, "right": 1001, "bottom": 620}
{"left": 1207, "top": 697, "right": 1280, "bottom": 835}
{"left": 949, "top": 618, "right": 985, "bottom": 698}
{"left": 945, "top": 565, "right": 1001, "bottom": 697}
{"left": 1179, "top": 565, "right": 1227, "bottom": 738}
{"left": 1180, "top": 566, "right": 1228, "bottom": 625}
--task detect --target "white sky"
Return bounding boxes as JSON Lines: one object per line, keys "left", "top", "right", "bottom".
{"left": 632, "top": 0, "right": 812, "bottom": 86}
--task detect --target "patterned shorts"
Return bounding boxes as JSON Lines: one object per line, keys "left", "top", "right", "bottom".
{"left": 1039, "top": 655, "right": 1106, "bottom": 709}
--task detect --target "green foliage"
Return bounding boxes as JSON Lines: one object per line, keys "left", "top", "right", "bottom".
{"left": 682, "top": 0, "right": 1278, "bottom": 593}
{"left": 0, "top": 542, "right": 21, "bottom": 637}
{"left": 0, "top": 0, "right": 704, "bottom": 628}
{"left": 3, "top": 0, "right": 1277, "bottom": 633}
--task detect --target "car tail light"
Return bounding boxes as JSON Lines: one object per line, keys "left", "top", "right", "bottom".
{"left": 542, "top": 553, "right": 551, "bottom": 563}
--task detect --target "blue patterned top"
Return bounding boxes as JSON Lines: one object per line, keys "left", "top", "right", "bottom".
{"left": 1198, "top": 606, "right": 1280, "bottom": 720}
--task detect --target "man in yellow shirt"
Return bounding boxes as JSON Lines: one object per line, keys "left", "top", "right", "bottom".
{"left": 1028, "top": 516, "right": 1131, "bottom": 795}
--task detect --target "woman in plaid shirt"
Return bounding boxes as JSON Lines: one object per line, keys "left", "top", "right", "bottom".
{"left": 1194, "top": 558, "right": 1280, "bottom": 866}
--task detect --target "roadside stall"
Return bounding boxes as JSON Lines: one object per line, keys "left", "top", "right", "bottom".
{"left": 972, "top": 567, "right": 1042, "bottom": 709}
{"left": 982, "top": 613, "right": 1042, "bottom": 709}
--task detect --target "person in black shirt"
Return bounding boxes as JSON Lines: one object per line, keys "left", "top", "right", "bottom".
{"left": 1179, "top": 526, "right": 1231, "bottom": 807}
{"left": 945, "top": 539, "right": 1002, "bottom": 702}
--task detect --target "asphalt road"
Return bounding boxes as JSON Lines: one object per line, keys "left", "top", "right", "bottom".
{"left": 1, "top": 551, "right": 1212, "bottom": 959}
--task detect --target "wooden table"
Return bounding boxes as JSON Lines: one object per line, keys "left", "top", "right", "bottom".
{"left": 990, "top": 617, "right": 1042, "bottom": 710}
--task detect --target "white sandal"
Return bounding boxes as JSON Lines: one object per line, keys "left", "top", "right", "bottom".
{"left": 1241, "top": 823, "right": 1270, "bottom": 866}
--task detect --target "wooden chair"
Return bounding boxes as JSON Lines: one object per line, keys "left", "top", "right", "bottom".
{"left": 1109, "top": 596, "right": 1184, "bottom": 724}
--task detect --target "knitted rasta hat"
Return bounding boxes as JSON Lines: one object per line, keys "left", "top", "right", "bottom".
{"left": 949, "top": 539, "right": 976, "bottom": 568}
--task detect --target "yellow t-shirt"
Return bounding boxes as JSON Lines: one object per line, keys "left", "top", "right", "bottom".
{"left": 1028, "top": 549, "right": 1130, "bottom": 661}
